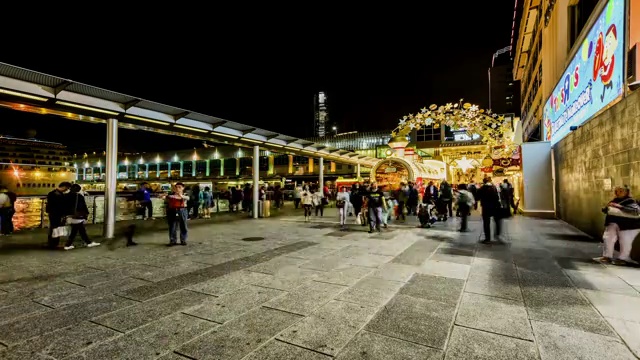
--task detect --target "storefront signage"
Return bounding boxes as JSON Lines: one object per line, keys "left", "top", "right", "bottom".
{"left": 543, "top": 0, "right": 624, "bottom": 146}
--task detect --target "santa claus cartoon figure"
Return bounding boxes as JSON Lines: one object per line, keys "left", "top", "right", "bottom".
{"left": 592, "top": 24, "right": 618, "bottom": 102}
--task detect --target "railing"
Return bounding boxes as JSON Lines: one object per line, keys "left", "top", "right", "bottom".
{"left": 11, "top": 195, "right": 233, "bottom": 231}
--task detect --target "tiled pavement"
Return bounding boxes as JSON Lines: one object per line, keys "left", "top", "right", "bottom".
{"left": 0, "top": 209, "right": 639, "bottom": 359}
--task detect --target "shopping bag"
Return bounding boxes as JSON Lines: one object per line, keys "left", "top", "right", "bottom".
{"left": 52, "top": 225, "right": 70, "bottom": 238}
{"left": 355, "top": 212, "right": 362, "bottom": 225}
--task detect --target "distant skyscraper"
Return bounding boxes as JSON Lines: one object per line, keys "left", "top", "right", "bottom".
{"left": 313, "top": 91, "right": 329, "bottom": 137}
{"left": 488, "top": 48, "right": 521, "bottom": 116}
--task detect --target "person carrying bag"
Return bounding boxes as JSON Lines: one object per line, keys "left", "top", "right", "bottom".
{"left": 63, "top": 184, "right": 100, "bottom": 250}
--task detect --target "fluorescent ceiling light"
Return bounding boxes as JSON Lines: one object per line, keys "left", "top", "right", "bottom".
{"left": 211, "top": 131, "right": 238, "bottom": 139}
{"left": 56, "top": 101, "right": 119, "bottom": 115}
{"left": 174, "top": 124, "right": 209, "bottom": 133}
{"left": 0, "top": 88, "right": 48, "bottom": 101}
{"left": 242, "top": 138, "right": 263, "bottom": 144}
{"left": 124, "top": 114, "right": 168, "bottom": 125}
{"left": 267, "top": 144, "right": 283, "bottom": 148}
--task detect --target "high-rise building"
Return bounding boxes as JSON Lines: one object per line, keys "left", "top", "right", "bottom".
{"left": 489, "top": 47, "right": 521, "bottom": 116}
{"left": 313, "top": 91, "right": 329, "bottom": 137}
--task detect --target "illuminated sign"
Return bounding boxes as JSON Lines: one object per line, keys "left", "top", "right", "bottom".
{"left": 543, "top": 0, "right": 624, "bottom": 145}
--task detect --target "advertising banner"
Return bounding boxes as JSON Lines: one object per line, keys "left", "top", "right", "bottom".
{"left": 543, "top": 0, "right": 625, "bottom": 145}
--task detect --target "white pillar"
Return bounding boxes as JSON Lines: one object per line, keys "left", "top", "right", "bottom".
{"left": 253, "top": 145, "right": 259, "bottom": 219}
{"left": 319, "top": 157, "right": 324, "bottom": 190}
{"left": 356, "top": 163, "right": 361, "bottom": 178}
{"left": 103, "top": 118, "right": 118, "bottom": 239}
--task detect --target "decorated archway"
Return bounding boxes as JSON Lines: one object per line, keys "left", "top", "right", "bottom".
{"left": 391, "top": 100, "right": 516, "bottom": 156}
{"left": 370, "top": 157, "right": 446, "bottom": 191}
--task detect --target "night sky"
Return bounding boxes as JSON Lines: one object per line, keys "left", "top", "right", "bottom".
{"left": 1, "top": 2, "right": 515, "bottom": 152}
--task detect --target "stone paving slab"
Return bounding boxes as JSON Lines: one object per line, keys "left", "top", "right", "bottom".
{"left": 456, "top": 292, "right": 533, "bottom": 341}
{"left": 365, "top": 294, "right": 457, "bottom": 349}
{"left": 444, "top": 326, "right": 538, "bottom": 359}
{"left": 0, "top": 301, "right": 49, "bottom": 324}
{"left": 184, "top": 285, "right": 284, "bottom": 324}
{"left": 399, "top": 273, "right": 465, "bottom": 305}
{"left": 175, "top": 307, "right": 301, "bottom": 360}
{"left": 335, "top": 276, "right": 404, "bottom": 308}
{"left": 0, "top": 321, "right": 119, "bottom": 359}
{"left": 263, "top": 281, "right": 346, "bottom": 316}
{"left": 391, "top": 239, "right": 440, "bottom": 266}
{"left": 336, "top": 330, "right": 443, "bottom": 360}
{"left": 117, "top": 241, "right": 316, "bottom": 301}
{"left": 92, "top": 290, "right": 212, "bottom": 333}
{"left": 68, "top": 313, "right": 217, "bottom": 360}
{"left": 34, "top": 277, "right": 150, "bottom": 308}
{"left": 277, "top": 300, "right": 377, "bottom": 356}
{"left": 0, "top": 295, "right": 136, "bottom": 346}
{"left": 313, "top": 265, "right": 373, "bottom": 286}
{"left": 244, "top": 339, "right": 332, "bottom": 360}
{"left": 0, "top": 214, "right": 639, "bottom": 358}
{"left": 532, "top": 320, "right": 636, "bottom": 359}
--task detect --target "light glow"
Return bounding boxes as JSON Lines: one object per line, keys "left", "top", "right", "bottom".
{"left": 56, "top": 101, "right": 119, "bottom": 116}
{"left": 174, "top": 124, "right": 209, "bottom": 133}
{"left": 211, "top": 131, "right": 238, "bottom": 139}
{"left": 124, "top": 114, "right": 169, "bottom": 125}
{"left": 0, "top": 88, "right": 48, "bottom": 101}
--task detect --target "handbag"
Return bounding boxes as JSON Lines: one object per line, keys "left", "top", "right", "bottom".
{"left": 606, "top": 206, "right": 640, "bottom": 219}
{"left": 336, "top": 200, "right": 345, "bottom": 208}
{"left": 52, "top": 225, "right": 70, "bottom": 238}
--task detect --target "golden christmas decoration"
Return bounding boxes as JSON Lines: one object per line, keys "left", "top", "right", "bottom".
{"left": 391, "top": 100, "right": 517, "bottom": 156}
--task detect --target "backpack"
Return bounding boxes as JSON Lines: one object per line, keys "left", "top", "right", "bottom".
{"left": 457, "top": 191, "right": 470, "bottom": 206}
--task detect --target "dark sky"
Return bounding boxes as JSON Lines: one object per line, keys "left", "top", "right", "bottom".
{"left": 1, "top": 2, "right": 516, "bottom": 152}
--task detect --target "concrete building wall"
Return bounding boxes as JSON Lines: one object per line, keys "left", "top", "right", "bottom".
{"left": 554, "top": 90, "right": 640, "bottom": 238}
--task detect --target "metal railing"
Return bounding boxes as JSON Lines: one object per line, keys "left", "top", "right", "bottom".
{"left": 11, "top": 195, "right": 233, "bottom": 231}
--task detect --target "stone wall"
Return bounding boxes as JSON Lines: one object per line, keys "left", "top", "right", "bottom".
{"left": 554, "top": 89, "right": 640, "bottom": 243}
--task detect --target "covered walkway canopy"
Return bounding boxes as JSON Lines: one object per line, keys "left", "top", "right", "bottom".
{"left": 0, "top": 63, "right": 375, "bottom": 238}
{"left": 0, "top": 63, "right": 378, "bottom": 167}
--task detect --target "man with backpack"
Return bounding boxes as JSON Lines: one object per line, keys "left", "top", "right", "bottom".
{"left": 456, "top": 184, "right": 475, "bottom": 232}
{"left": 166, "top": 182, "right": 189, "bottom": 246}
{"left": 439, "top": 180, "right": 454, "bottom": 218}
{"left": 476, "top": 177, "right": 503, "bottom": 244}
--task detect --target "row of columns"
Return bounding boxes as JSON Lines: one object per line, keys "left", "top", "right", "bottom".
{"left": 102, "top": 118, "right": 364, "bottom": 238}
{"left": 83, "top": 156, "right": 343, "bottom": 181}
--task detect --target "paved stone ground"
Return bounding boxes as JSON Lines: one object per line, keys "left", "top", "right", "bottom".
{"left": 0, "top": 207, "right": 639, "bottom": 359}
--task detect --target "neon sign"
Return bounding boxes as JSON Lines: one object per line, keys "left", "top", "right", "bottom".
{"left": 543, "top": 0, "right": 624, "bottom": 145}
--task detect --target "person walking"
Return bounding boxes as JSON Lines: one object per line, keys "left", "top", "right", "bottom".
{"left": 46, "top": 182, "right": 72, "bottom": 249}
{"left": 336, "top": 186, "right": 350, "bottom": 230}
{"left": 63, "top": 184, "right": 100, "bottom": 250}
{"left": 367, "top": 182, "right": 385, "bottom": 233}
{"left": 456, "top": 184, "right": 475, "bottom": 232}
{"left": 476, "top": 177, "right": 503, "bottom": 244}
{"left": 301, "top": 185, "right": 313, "bottom": 222}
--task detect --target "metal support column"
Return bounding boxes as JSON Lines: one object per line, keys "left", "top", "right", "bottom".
{"left": 319, "top": 157, "right": 324, "bottom": 190}
{"left": 252, "top": 146, "right": 259, "bottom": 219}
{"left": 356, "top": 163, "right": 361, "bottom": 179}
{"left": 103, "top": 118, "right": 118, "bottom": 239}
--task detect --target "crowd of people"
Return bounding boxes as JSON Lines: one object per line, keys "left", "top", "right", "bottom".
{"left": 4, "top": 175, "right": 636, "bottom": 265}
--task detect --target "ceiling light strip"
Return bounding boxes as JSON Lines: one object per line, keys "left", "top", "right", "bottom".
{"left": 56, "top": 101, "right": 119, "bottom": 116}
{"left": 0, "top": 88, "right": 48, "bottom": 102}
